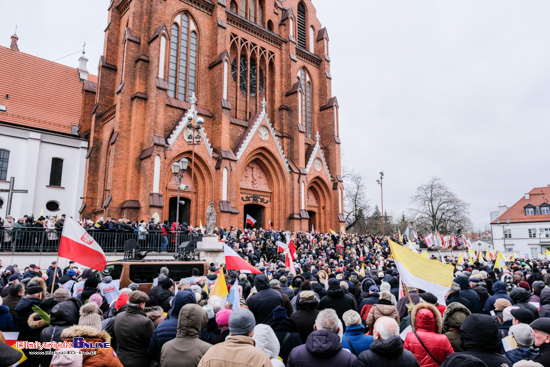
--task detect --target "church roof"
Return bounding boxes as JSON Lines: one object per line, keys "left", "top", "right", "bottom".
{"left": 0, "top": 45, "right": 90, "bottom": 134}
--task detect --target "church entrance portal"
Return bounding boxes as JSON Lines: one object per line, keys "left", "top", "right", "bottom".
{"left": 169, "top": 197, "right": 191, "bottom": 225}
{"left": 244, "top": 204, "right": 264, "bottom": 229}
{"left": 308, "top": 211, "right": 317, "bottom": 232}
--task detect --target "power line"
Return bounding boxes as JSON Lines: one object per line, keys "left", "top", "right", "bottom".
{"left": 53, "top": 47, "right": 84, "bottom": 62}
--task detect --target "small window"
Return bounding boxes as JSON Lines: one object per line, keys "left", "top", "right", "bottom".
{"left": 542, "top": 206, "right": 550, "bottom": 215}
{"left": 49, "top": 158, "right": 63, "bottom": 186}
{"left": 545, "top": 228, "right": 550, "bottom": 238}
{"left": 297, "top": 2, "right": 306, "bottom": 49}
{"left": 504, "top": 229, "right": 511, "bottom": 239}
{"left": 504, "top": 245, "right": 514, "bottom": 253}
{"left": 531, "top": 247, "right": 539, "bottom": 259}
{"left": 0, "top": 149, "right": 9, "bottom": 180}
{"left": 528, "top": 228, "right": 537, "bottom": 238}
{"left": 230, "top": 0, "right": 237, "bottom": 13}
{"left": 0, "top": 198, "right": 3, "bottom": 209}
{"left": 525, "top": 207, "right": 535, "bottom": 216}
{"left": 267, "top": 20, "right": 274, "bottom": 32}
{"left": 46, "top": 201, "right": 60, "bottom": 212}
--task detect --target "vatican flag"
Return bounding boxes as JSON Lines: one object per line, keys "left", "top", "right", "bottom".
{"left": 545, "top": 248, "right": 550, "bottom": 261}
{"left": 458, "top": 253, "right": 464, "bottom": 264}
{"left": 494, "top": 251, "right": 508, "bottom": 270}
{"left": 389, "top": 239, "right": 454, "bottom": 305}
{"left": 420, "top": 251, "right": 430, "bottom": 259}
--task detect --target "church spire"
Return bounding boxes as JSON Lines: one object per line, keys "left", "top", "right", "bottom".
{"left": 10, "top": 31, "right": 19, "bottom": 52}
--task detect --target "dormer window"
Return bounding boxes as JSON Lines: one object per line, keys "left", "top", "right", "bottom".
{"left": 542, "top": 205, "right": 550, "bottom": 215}
{"left": 525, "top": 207, "right": 535, "bottom": 216}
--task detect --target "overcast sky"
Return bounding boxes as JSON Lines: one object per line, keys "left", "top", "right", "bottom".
{"left": 2, "top": 1, "right": 549, "bottom": 231}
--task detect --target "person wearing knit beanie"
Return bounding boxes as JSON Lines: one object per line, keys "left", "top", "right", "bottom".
{"left": 50, "top": 348, "right": 83, "bottom": 367}
{"left": 84, "top": 277, "right": 100, "bottom": 289}
{"left": 518, "top": 281, "right": 531, "bottom": 291}
{"left": 88, "top": 293, "right": 103, "bottom": 308}
{"left": 495, "top": 298, "right": 512, "bottom": 311}
{"left": 115, "top": 293, "right": 129, "bottom": 310}
{"left": 228, "top": 307, "right": 255, "bottom": 336}
{"left": 53, "top": 288, "right": 70, "bottom": 303}
{"left": 79, "top": 302, "right": 102, "bottom": 331}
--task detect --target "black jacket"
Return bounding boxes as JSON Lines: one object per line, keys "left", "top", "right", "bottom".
{"left": 291, "top": 299, "right": 320, "bottom": 343}
{"left": 15, "top": 297, "right": 42, "bottom": 342}
{"left": 460, "top": 314, "right": 512, "bottom": 367}
{"left": 455, "top": 276, "right": 482, "bottom": 313}
{"left": 287, "top": 330, "right": 359, "bottom": 367}
{"left": 533, "top": 342, "right": 550, "bottom": 367}
{"left": 357, "top": 335, "right": 419, "bottom": 367}
{"left": 269, "top": 307, "right": 303, "bottom": 364}
{"left": 246, "top": 275, "right": 283, "bottom": 325}
{"left": 319, "top": 287, "right": 356, "bottom": 322}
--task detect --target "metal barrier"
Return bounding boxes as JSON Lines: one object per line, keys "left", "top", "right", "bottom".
{"left": 0, "top": 228, "right": 202, "bottom": 253}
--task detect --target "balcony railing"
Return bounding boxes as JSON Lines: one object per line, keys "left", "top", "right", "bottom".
{"left": 1, "top": 228, "right": 202, "bottom": 253}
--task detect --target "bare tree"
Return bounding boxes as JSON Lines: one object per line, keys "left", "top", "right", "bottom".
{"left": 410, "top": 177, "right": 471, "bottom": 235}
{"left": 343, "top": 169, "right": 369, "bottom": 233}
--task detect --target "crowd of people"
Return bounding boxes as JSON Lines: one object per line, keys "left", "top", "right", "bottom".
{"left": 1, "top": 227, "right": 550, "bottom": 367}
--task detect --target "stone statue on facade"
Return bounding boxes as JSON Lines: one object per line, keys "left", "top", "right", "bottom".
{"left": 206, "top": 201, "right": 216, "bottom": 236}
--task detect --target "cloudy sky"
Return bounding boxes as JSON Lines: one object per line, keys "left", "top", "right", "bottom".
{"left": 2, "top": 1, "right": 549, "bottom": 230}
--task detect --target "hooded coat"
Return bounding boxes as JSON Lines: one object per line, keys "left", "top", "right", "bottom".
{"left": 510, "top": 287, "right": 539, "bottom": 321}
{"left": 403, "top": 303, "right": 454, "bottom": 367}
{"left": 160, "top": 304, "right": 212, "bottom": 367}
{"left": 341, "top": 324, "right": 373, "bottom": 356}
{"left": 59, "top": 325, "right": 123, "bottom": 367}
{"left": 286, "top": 329, "right": 360, "bottom": 367}
{"left": 15, "top": 296, "right": 42, "bottom": 342}
{"left": 442, "top": 302, "right": 471, "bottom": 352}
{"left": 357, "top": 335, "right": 419, "bottom": 367}
{"left": 197, "top": 335, "right": 273, "bottom": 367}
{"left": 246, "top": 274, "right": 283, "bottom": 325}
{"left": 253, "top": 324, "right": 285, "bottom": 367}
{"left": 539, "top": 287, "right": 550, "bottom": 318}
{"left": 454, "top": 276, "right": 482, "bottom": 313}
{"left": 483, "top": 281, "right": 513, "bottom": 313}
{"left": 318, "top": 285, "right": 357, "bottom": 322}
{"left": 114, "top": 304, "right": 155, "bottom": 367}
{"left": 459, "top": 314, "right": 512, "bottom": 367}
{"left": 148, "top": 290, "right": 197, "bottom": 362}
{"left": 365, "top": 292, "right": 399, "bottom": 330}
{"left": 269, "top": 306, "right": 303, "bottom": 364}
{"left": 291, "top": 297, "right": 320, "bottom": 343}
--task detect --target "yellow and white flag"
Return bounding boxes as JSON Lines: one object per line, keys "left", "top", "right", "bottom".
{"left": 458, "top": 253, "right": 464, "bottom": 264}
{"left": 494, "top": 251, "right": 508, "bottom": 270}
{"left": 468, "top": 249, "right": 476, "bottom": 263}
{"left": 545, "top": 248, "right": 550, "bottom": 261}
{"left": 389, "top": 239, "right": 454, "bottom": 304}
{"left": 420, "top": 251, "right": 430, "bottom": 259}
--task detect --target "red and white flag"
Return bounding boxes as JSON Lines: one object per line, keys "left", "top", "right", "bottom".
{"left": 277, "top": 233, "right": 297, "bottom": 260}
{"left": 268, "top": 220, "right": 272, "bottom": 230}
{"left": 285, "top": 248, "right": 297, "bottom": 276}
{"left": 59, "top": 217, "right": 107, "bottom": 271}
{"left": 424, "top": 234, "right": 434, "bottom": 248}
{"left": 224, "top": 244, "right": 261, "bottom": 274}
{"left": 246, "top": 214, "right": 256, "bottom": 226}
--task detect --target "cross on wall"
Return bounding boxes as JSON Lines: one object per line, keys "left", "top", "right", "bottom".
{"left": 0, "top": 177, "right": 28, "bottom": 216}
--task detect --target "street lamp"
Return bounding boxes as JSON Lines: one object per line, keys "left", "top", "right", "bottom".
{"left": 496, "top": 218, "right": 510, "bottom": 252}
{"left": 185, "top": 93, "right": 204, "bottom": 226}
{"left": 376, "top": 171, "right": 384, "bottom": 236}
{"left": 172, "top": 157, "right": 189, "bottom": 225}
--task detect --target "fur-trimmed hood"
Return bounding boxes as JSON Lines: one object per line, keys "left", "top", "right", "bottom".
{"left": 411, "top": 302, "right": 442, "bottom": 334}
{"left": 442, "top": 302, "right": 471, "bottom": 331}
{"left": 28, "top": 312, "right": 48, "bottom": 329}
{"left": 61, "top": 325, "right": 109, "bottom": 342}
{"left": 27, "top": 276, "right": 47, "bottom": 300}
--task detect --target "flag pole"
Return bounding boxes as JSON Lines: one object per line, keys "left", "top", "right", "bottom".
{"left": 50, "top": 255, "right": 60, "bottom": 296}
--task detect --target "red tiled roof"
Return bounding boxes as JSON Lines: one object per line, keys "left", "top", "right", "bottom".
{"left": 0, "top": 45, "right": 89, "bottom": 134}
{"left": 492, "top": 186, "right": 550, "bottom": 224}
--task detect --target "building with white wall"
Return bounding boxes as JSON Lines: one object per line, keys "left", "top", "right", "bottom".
{"left": 0, "top": 34, "right": 95, "bottom": 220}
{"left": 491, "top": 186, "right": 550, "bottom": 258}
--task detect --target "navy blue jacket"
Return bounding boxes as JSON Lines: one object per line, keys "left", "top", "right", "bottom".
{"left": 454, "top": 276, "right": 482, "bottom": 313}
{"left": 0, "top": 305, "right": 16, "bottom": 331}
{"left": 483, "top": 281, "right": 513, "bottom": 313}
{"left": 287, "top": 329, "right": 360, "bottom": 367}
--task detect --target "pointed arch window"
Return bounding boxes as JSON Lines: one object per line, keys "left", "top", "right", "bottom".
{"left": 168, "top": 13, "right": 198, "bottom": 101}
{"left": 231, "top": 56, "right": 264, "bottom": 96}
{"left": 230, "top": 0, "right": 237, "bottom": 13}
{"left": 249, "top": 0, "right": 256, "bottom": 23}
{"left": 240, "top": 0, "right": 246, "bottom": 17}
{"left": 298, "top": 68, "right": 312, "bottom": 138}
{"left": 297, "top": 2, "right": 307, "bottom": 49}
{"left": 309, "top": 27, "right": 315, "bottom": 52}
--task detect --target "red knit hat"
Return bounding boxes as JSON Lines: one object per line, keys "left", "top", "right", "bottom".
{"left": 518, "top": 281, "right": 531, "bottom": 291}
{"left": 115, "top": 293, "right": 129, "bottom": 310}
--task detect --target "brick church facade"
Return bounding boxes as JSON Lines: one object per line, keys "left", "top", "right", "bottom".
{"left": 82, "top": 0, "right": 344, "bottom": 232}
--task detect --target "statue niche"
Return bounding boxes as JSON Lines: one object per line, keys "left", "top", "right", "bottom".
{"left": 307, "top": 189, "right": 319, "bottom": 207}
{"left": 241, "top": 161, "right": 270, "bottom": 191}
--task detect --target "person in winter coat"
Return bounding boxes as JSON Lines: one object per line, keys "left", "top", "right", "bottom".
{"left": 77, "top": 277, "right": 108, "bottom": 313}
{"left": 505, "top": 324, "right": 537, "bottom": 364}
{"left": 446, "top": 282, "right": 473, "bottom": 310}
{"left": 530, "top": 280, "right": 545, "bottom": 303}
{"left": 46, "top": 261, "right": 62, "bottom": 288}
{"left": 318, "top": 278, "right": 357, "bottom": 324}
{"left": 484, "top": 281, "right": 513, "bottom": 313}
{"left": 0, "top": 297, "right": 16, "bottom": 331}
{"left": 357, "top": 316, "right": 419, "bottom": 367}
{"left": 269, "top": 305, "right": 302, "bottom": 364}
{"left": 396, "top": 286, "right": 422, "bottom": 319}
{"left": 58, "top": 325, "right": 123, "bottom": 366}
{"left": 539, "top": 288, "right": 550, "bottom": 318}
{"left": 198, "top": 307, "right": 272, "bottom": 367}
{"left": 253, "top": 324, "right": 285, "bottom": 367}
{"left": 58, "top": 269, "right": 78, "bottom": 294}
{"left": 404, "top": 302, "right": 454, "bottom": 367}
{"left": 211, "top": 308, "right": 231, "bottom": 344}
{"left": 148, "top": 278, "right": 174, "bottom": 312}
{"left": 38, "top": 298, "right": 81, "bottom": 366}
{"left": 98, "top": 273, "right": 121, "bottom": 305}
{"left": 2, "top": 282, "right": 24, "bottom": 320}
{"left": 357, "top": 284, "right": 380, "bottom": 311}
{"left": 365, "top": 291, "right": 399, "bottom": 331}
{"left": 531, "top": 317, "right": 550, "bottom": 366}
{"left": 160, "top": 304, "right": 212, "bottom": 367}
{"left": 114, "top": 290, "right": 155, "bottom": 367}
{"left": 279, "top": 275, "right": 294, "bottom": 299}
{"left": 440, "top": 353, "right": 488, "bottom": 367}
{"left": 469, "top": 277, "right": 490, "bottom": 307}
{"left": 442, "top": 301, "right": 471, "bottom": 352}
{"left": 454, "top": 276, "right": 482, "bottom": 313}
{"left": 148, "top": 290, "right": 197, "bottom": 361}
{"left": 246, "top": 274, "right": 284, "bottom": 325}
{"left": 510, "top": 287, "right": 539, "bottom": 321}
{"left": 290, "top": 290, "right": 320, "bottom": 343}
{"left": 286, "top": 308, "right": 360, "bottom": 367}
{"left": 457, "top": 314, "right": 512, "bottom": 367}
{"left": 342, "top": 310, "right": 373, "bottom": 357}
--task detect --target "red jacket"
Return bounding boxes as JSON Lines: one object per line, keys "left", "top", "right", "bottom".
{"left": 404, "top": 303, "right": 454, "bottom": 367}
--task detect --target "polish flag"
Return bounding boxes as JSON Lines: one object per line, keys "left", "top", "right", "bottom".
{"left": 246, "top": 214, "right": 256, "bottom": 226}
{"left": 285, "top": 248, "right": 297, "bottom": 276}
{"left": 424, "top": 234, "right": 434, "bottom": 248}
{"left": 224, "top": 244, "right": 261, "bottom": 274}
{"left": 268, "top": 220, "right": 272, "bottom": 230}
{"left": 58, "top": 217, "right": 107, "bottom": 271}
{"left": 277, "top": 233, "right": 297, "bottom": 260}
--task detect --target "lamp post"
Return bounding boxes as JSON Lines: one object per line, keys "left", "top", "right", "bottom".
{"left": 171, "top": 157, "right": 189, "bottom": 225}
{"left": 496, "top": 218, "right": 510, "bottom": 252}
{"left": 184, "top": 93, "right": 204, "bottom": 226}
{"left": 376, "top": 171, "right": 384, "bottom": 236}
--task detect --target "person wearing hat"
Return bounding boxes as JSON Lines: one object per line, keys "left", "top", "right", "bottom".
{"left": 197, "top": 307, "right": 272, "bottom": 367}
{"left": 0, "top": 335, "right": 23, "bottom": 367}
{"left": 505, "top": 324, "right": 537, "bottom": 364}
{"left": 98, "top": 269, "right": 121, "bottom": 305}
{"left": 58, "top": 268, "right": 78, "bottom": 294}
{"left": 23, "top": 264, "right": 40, "bottom": 279}
{"left": 358, "top": 284, "right": 380, "bottom": 311}
{"left": 531, "top": 318, "right": 550, "bottom": 366}
{"left": 469, "top": 276, "right": 489, "bottom": 307}
{"left": 46, "top": 260, "right": 62, "bottom": 288}
{"left": 442, "top": 302, "right": 471, "bottom": 352}
{"left": 511, "top": 307, "right": 536, "bottom": 325}
{"left": 160, "top": 304, "right": 212, "bottom": 367}
{"left": 246, "top": 274, "right": 284, "bottom": 325}
{"left": 212, "top": 308, "right": 232, "bottom": 344}
{"left": 14, "top": 280, "right": 44, "bottom": 366}
{"left": 319, "top": 278, "right": 357, "bottom": 325}
{"left": 79, "top": 302, "right": 103, "bottom": 331}
{"left": 114, "top": 290, "right": 154, "bottom": 366}
{"left": 291, "top": 290, "right": 320, "bottom": 343}
{"left": 76, "top": 276, "right": 108, "bottom": 313}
